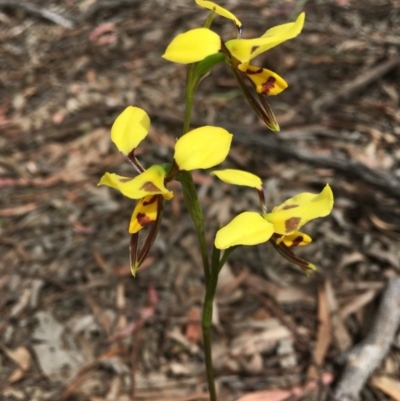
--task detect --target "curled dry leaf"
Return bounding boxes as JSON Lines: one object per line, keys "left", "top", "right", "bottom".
{"left": 235, "top": 373, "right": 333, "bottom": 401}
{"left": 371, "top": 376, "right": 400, "bottom": 401}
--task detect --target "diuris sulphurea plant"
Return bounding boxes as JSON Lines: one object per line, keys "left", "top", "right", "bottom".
{"left": 99, "top": 3, "right": 333, "bottom": 400}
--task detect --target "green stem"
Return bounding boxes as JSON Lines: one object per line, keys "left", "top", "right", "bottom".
{"left": 202, "top": 246, "right": 220, "bottom": 401}
{"left": 182, "top": 65, "right": 195, "bottom": 135}
{"left": 201, "top": 246, "right": 236, "bottom": 400}
{"left": 179, "top": 63, "right": 210, "bottom": 283}
{"left": 179, "top": 171, "right": 210, "bottom": 283}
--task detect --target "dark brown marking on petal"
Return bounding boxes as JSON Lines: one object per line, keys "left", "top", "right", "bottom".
{"left": 142, "top": 195, "right": 158, "bottom": 206}
{"left": 290, "top": 236, "right": 304, "bottom": 247}
{"left": 137, "top": 213, "right": 153, "bottom": 228}
{"left": 282, "top": 204, "right": 298, "bottom": 210}
{"left": 245, "top": 67, "right": 263, "bottom": 75}
{"left": 285, "top": 217, "right": 301, "bottom": 233}
{"left": 118, "top": 177, "right": 132, "bottom": 183}
{"left": 141, "top": 182, "right": 161, "bottom": 192}
{"left": 261, "top": 76, "right": 276, "bottom": 94}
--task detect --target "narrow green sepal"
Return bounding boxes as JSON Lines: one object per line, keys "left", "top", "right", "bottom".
{"left": 176, "top": 171, "right": 204, "bottom": 223}
{"left": 218, "top": 246, "right": 237, "bottom": 273}
{"left": 193, "top": 52, "right": 226, "bottom": 81}
{"left": 203, "top": 8, "right": 216, "bottom": 29}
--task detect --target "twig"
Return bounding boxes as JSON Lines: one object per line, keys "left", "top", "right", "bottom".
{"left": 148, "top": 111, "right": 400, "bottom": 202}
{"left": 0, "top": 0, "right": 74, "bottom": 29}
{"left": 312, "top": 58, "right": 400, "bottom": 114}
{"left": 77, "top": 0, "right": 140, "bottom": 23}
{"left": 334, "top": 277, "right": 400, "bottom": 401}
{"left": 229, "top": 126, "right": 400, "bottom": 202}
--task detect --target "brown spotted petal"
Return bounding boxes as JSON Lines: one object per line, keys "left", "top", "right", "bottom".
{"left": 276, "top": 231, "right": 312, "bottom": 247}
{"left": 129, "top": 195, "right": 165, "bottom": 276}
{"left": 129, "top": 195, "right": 161, "bottom": 234}
{"left": 244, "top": 65, "right": 288, "bottom": 96}
{"left": 264, "top": 184, "right": 333, "bottom": 235}
{"left": 98, "top": 165, "right": 173, "bottom": 200}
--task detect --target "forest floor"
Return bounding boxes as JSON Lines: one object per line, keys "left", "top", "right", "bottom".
{"left": 1, "top": 0, "right": 400, "bottom": 400}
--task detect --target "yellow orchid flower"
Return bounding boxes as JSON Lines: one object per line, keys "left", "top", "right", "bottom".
{"left": 100, "top": 107, "right": 232, "bottom": 206}
{"left": 163, "top": 7, "right": 304, "bottom": 96}
{"left": 163, "top": 6, "right": 305, "bottom": 130}
{"left": 212, "top": 169, "right": 334, "bottom": 270}
{"left": 98, "top": 106, "right": 233, "bottom": 273}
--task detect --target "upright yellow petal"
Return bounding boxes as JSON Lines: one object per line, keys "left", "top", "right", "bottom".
{"left": 195, "top": 0, "right": 242, "bottom": 28}
{"left": 215, "top": 212, "right": 274, "bottom": 249}
{"left": 174, "top": 126, "right": 232, "bottom": 171}
{"left": 211, "top": 169, "right": 262, "bottom": 190}
{"left": 129, "top": 195, "right": 160, "bottom": 234}
{"left": 264, "top": 184, "right": 333, "bottom": 235}
{"left": 98, "top": 165, "right": 173, "bottom": 200}
{"left": 225, "top": 12, "right": 305, "bottom": 64}
{"left": 251, "top": 12, "right": 305, "bottom": 59}
{"left": 225, "top": 37, "right": 274, "bottom": 64}
{"left": 162, "top": 28, "right": 222, "bottom": 64}
{"left": 111, "top": 106, "right": 150, "bottom": 155}
{"left": 244, "top": 65, "right": 288, "bottom": 96}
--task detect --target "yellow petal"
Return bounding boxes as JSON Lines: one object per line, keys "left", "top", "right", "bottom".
{"left": 252, "top": 12, "right": 305, "bottom": 59}
{"left": 211, "top": 169, "right": 262, "bottom": 190}
{"left": 277, "top": 231, "right": 312, "bottom": 247}
{"left": 264, "top": 184, "right": 333, "bottom": 235}
{"left": 111, "top": 106, "right": 150, "bottom": 155}
{"left": 225, "top": 12, "right": 305, "bottom": 64}
{"left": 244, "top": 65, "right": 288, "bottom": 95}
{"left": 174, "top": 126, "right": 232, "bottom": 170}
{"left": 215, "top": 212, "right": 274, "bottom": 249}
{"left": 195, "top": 0, "right": 242, "bottom": 28}
{"left": 162, "top": 28, "right": 222, "bottom": 64}
{"left": 225, "top": 37, "right": 274, "bottom": 64}
{"left": 98, "top": 165, "right": 173, "bottom": 200}
{"left": 129, "top": 195, "right": 160, "bottom": 234}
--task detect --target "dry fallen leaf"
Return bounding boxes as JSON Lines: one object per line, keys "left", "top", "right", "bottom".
{"left": 235, "top": 373, "right": 333, "bottom": 401}
{"left": 371, "top": 376, "right": 400, "bottom": 401}
{"left": 307, "top": 281, "right": 332, "bottom": 380}
{"left": 184, "top": 306, "right": 201, "bottom": 343}
{"left": 4, "top": 346, "right": 31, "bottom": 371}
{"left": 0, "top": 203, "right": 37, "bottom": 216}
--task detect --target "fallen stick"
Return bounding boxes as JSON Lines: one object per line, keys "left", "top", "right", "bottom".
{"left": 143, "top": 111, "right": 400, "bottom": 202}
{"left": 334, "top": 277, "right": 400, "bottom": 401}
{"left": 312, "top": 58, "right": 400, "bottom": 114}
{"left": 0, "top": 0, "right": 74, "bottom": 29}
{"left": 232, "top": 128, "right": 400, "bottom": 202}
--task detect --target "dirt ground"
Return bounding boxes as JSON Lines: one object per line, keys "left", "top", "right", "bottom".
{"left": 1, "top": 0, "right": 400, "bottom": 400}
